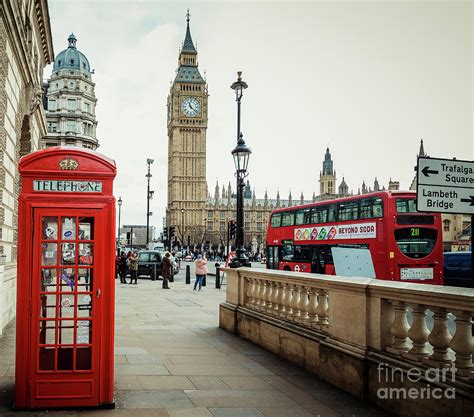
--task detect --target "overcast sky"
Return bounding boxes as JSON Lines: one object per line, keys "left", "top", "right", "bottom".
{"left": 46, "top": 1, "right": 473, "bottom": 232}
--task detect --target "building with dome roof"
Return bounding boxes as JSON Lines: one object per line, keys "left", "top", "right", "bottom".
{"left": 42, "top": 34, "right": 99, "bottom": 149}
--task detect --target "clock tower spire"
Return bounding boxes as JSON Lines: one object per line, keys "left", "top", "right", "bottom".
{"left": 166, "top": 11, "right": 208, "bottom": 243}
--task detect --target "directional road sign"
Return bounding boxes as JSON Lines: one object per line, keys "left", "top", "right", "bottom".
{"left": 416, "top": 157, "right": 474, "bottom": 214}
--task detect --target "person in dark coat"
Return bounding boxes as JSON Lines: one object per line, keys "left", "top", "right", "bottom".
{"left": 119, "top": 251, "right": 128, "bottom": 284}
{"left": 161, "top": 252, "right": 172, "bottom": 289}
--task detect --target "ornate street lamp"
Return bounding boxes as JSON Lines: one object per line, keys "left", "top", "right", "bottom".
{"left": 146, "top": 159, "right": 154, "bottom": 246}
{"left": 117, "top": 196, "right": 122, "bottom": 256}
{"left": 230, "top": 71, "right": 251, "bottom": 268}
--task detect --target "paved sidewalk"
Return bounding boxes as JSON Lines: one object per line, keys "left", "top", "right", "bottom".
{"left": 0, "top": 272, "right": 388, "bottom": 417}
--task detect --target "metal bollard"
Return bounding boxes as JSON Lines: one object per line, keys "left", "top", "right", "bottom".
{"left": 186, "top": 265, "right": 190, "bottom": 284}
{"left": 215, "top": 263, "right": 221, "bottom": 289}
{"left": 169, "top": 265, "right": 174, "bottom": 282}
{"left": 152, "top": 264, "right": 156, "bottom": 281}
{"left": 202, "top": 274, "right": 206, "bottom": 287}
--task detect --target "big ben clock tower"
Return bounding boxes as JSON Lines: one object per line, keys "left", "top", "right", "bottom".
{"left": 166, "top": 12, "right": 208, "bottom": 242}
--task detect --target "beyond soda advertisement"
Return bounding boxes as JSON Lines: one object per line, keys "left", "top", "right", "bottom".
{"left": 294, "top": 222, "right": 376, "bottom": 241}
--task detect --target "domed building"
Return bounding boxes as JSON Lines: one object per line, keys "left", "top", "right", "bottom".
{"left": 42, "top": 34, "right": 99, "bottom": 149}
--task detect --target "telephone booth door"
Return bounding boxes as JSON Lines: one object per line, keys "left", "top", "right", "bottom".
{"left": 31, "top": 208, "right": 103, "bottom": 407}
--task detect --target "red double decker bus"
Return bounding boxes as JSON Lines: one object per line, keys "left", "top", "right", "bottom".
{"left": 265, "top": 191, "right": 443, "bottom": 284}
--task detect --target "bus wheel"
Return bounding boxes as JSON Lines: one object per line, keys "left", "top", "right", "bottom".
{"left": 283, "top": 266, "right": 291, "bottom": 271}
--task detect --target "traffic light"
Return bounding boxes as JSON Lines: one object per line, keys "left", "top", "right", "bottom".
{"left": 229, "top": 220, "right": 237, "bottom": 240}
{"left": 163, "top": 227, "right": 168, "bottom": 241}
{"left": 169, "top": 226, "right": 176, "bottom": 239}
{"left": 126, "top": 231, "right": 131, "bottom": 244}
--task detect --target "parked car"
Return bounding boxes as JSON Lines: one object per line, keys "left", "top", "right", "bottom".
{"left": 443, "top": 251, "right": 472, "bottom": 288}
{"left": 137, "top": 251, "right": 163, "bottom": 280}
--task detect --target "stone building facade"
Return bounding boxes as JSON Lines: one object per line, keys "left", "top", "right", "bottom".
{"left": 42, "top": 34, "right": 99, "bottom": 149}
{"left": 0, "top": 0, "right": 54, "bottom": 333}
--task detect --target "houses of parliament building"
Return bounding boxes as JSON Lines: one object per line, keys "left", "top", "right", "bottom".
{"left": 165, "top": 15, "right": 403, "bottom": 252}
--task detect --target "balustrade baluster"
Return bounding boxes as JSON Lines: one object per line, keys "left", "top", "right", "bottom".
{"left": 246, "top": 278, "right": 254, "bottom": 307}
{"left": 259, "top": 280, "right": 268, "bottom": 311}
{"left": 315, "top": 289, "right": 329, "bottom": 327}
{"left": 253, "top": 279, "right": 263, "bottom": 310}
{"left": 281, "top": 283, "right": 293, "bottom": 318}
{"left": 424, "top": 307, "right": 453, "bottom": 367}
{"left": 386, "top": 300, "right": 410, "bottom": 354}
{"left": 307, "top": 288, "right": 318, "bottom": 325}
{"left": 404, "top": 304, "right": 430, "bottom": 361}
{"left": 272, "top": 282, "right": 282, "bottom": 314}
{"left": 265, "top": 281, "right": 274, "bottom": 313}
{"left": 297, "top": 286, "right": 309, "bottom": 323}
{"left": 449, "top": 310, "right": 474, "bottom": 377}
{"left": 290, "top": 285, "right": 301, "bottom": 321}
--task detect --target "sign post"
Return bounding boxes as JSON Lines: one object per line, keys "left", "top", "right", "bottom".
{"left": 416, "top": 156, "right": 474, "bottom": 287}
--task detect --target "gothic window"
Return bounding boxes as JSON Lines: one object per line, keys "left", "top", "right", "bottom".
{"left": 443, "top": 220, "right": 451, "bottom": 232}
{"left": 220, "top": 222, "right": 225, "bottom": 232}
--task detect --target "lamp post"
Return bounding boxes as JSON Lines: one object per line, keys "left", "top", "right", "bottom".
{"left": 146, "top": 159, "right": 154, "bottom": 247}
{"left": 181, "top": 208, "right": 185, "bottom": 250}
{"left": 230, "top": 72, "right": 251, "bottom": 268}
{"left": 117, "top": 196, "right": 122, "bottom": 256}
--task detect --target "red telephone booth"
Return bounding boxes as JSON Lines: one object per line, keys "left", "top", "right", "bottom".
{"left": 15, "top": 147, "right": 116, "bottom": 409}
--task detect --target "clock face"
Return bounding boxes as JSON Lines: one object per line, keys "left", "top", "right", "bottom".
{"left": 181, "top": 97, "right": 201, "bottom": 117}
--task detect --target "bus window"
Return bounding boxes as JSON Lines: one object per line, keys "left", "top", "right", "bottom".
{"left": 282, "top": 211, "right": 295, "bottom": 227}
{"left": 328, "top": 204, "right": 337, "bottom": 222}
{"left": 338, "top": 201, "right": 358, "bottom": 221}
{"left": 394, "top": 228, "right": 437, "bottom": 258}
{"left": 270, "top": 213, "right": 281, "bottom": 228}
{"left": 311, "top": 206, "right": 328, "bottom": 224}
{"left": 360, "top": 197, "right": 384, "bottom": 219}
{"left": 281, "top": 241, "right": 294, "bottom": 261}
{"left": 293, "top": 245, "right": 311, "bottom": 261}
{"left": 295, "top": 208, "right": 311, "bottom": 225}
{"left": 396, "top": 198, "right": 417, "bottom": 213}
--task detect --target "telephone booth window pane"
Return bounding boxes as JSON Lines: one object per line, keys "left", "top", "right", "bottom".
{"left": 40, "top": 294, "right": 57, "bottom": 319}
{"left": 77, "top": 268, "right": 93, "bottom": 292}
{"left": 77, "top": 293, "right": 92, "bottom": 318}
{"left": 39, "top": 347, "right": 55, "bottom": 370}
{"left": 42, "top": 217, "right": 58, "bottom": 240}
{"left": 79, "top": 243, "right": 94, "bottom": 266}
{"left": 58, "top": 320, "right": 74, "bottom": 345}
{"left": 79, "top": 218, "right": 94, "bottom": 240}
{"left": 76, "top": 320, "right": 91, "bottom": 344}
{"left": 76, "top": 347, "right": 92, "bottom": 370}
{"left": 61, "top": 243, "right": 76, "bottom": 265}
{"left": 39, "top": 320, "right": 56, "bottom": 344}
{"left": 42, "top": 243, "right": 57, "bottom": 266}
{"left": 59, "top": 294, "right": 75, "bottom": 318}
{"left": 61, "top": 217, "right": 76, "bottom": 240}
{"left": 58, "top": 347, "right": 74, "bottom": 370}
{"left": 41, "top": 268, "right": 57, "bottom": 292}
{"left": 60, "top": 268, "right": 75, "bottom": 292}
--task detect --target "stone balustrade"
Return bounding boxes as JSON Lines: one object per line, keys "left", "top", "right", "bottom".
{"left": 219, "top": 267, "right": 474, "bottom": 417}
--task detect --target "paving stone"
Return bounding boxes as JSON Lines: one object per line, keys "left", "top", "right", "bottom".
{"left": 115, "top": 347, "right": 149, "bottom": 355}
{"left": 77, "top": 409, "right": 168, "bottom": 417}
{"left": 114, "top": 375, "right": 143, "bottom": 390}
{"left": 167, "top": 407, "right": 213, "bottom": 417}
{"left": 138, "top": 375, "right": 195, "bottom": 390}
{"left": 115, "top": 364, "right": 170, "bottom": 376}
{"left": 184, "top": 389, "right": 297, "bottom": 407}
{"left": 257, "top": 406, "right": 318, "bottom": 417}
{"left": 219, "top": 376, "right": 273, "bottom": 390}
{"left": 209, "top": 407, "right": 265, "bottom": 417}
{"left": 188, "top": 376, "right": 230, "bottom": 390}
{"left": 166, "top": 364, "right": 251, "bottom": 376}
{"left": 115, "top": 389, "right": 193, "bottom": 409}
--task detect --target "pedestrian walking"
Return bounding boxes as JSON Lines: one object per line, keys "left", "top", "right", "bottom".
{"left": 193, "top": 254, "right": 208, "bottom": 291}
{"left": 129, "top": 251, "right": 139, "bottom": 284}
{"left": 118, "top": 251, "right": 128, "bottom": 284}
{"left": 161, "top": 252, "right": 172, "bottom": 289}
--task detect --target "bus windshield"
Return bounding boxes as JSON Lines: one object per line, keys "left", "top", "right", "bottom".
{"left": 396, "top": 198, "right": 417, "bottom": 213}
{"left": 394, "top": 228, "right": 437, "bottom": 258}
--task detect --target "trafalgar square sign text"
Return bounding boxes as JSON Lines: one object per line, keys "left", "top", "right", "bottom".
{"left": 416, "top": 157, "right": 474, "bottom": 214}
